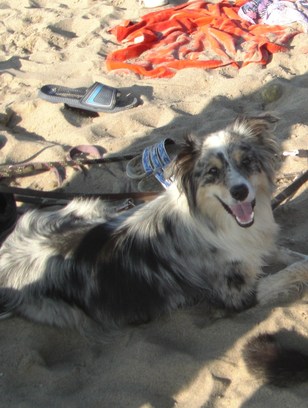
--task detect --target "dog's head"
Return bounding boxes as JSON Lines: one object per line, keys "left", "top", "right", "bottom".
{"left": 174, "top": 114, "right": 280, "bottom": 228}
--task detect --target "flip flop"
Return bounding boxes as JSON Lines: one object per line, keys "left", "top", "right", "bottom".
{"left": 38, "top": 82, "right": 139, "bottom": 113}
{"left": 126, "top": 138, "right": 178, "bottom": 180}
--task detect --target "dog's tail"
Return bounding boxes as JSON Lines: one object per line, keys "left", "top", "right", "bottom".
{"left": 243, "top": 333, "right": 308, "bottom": 387}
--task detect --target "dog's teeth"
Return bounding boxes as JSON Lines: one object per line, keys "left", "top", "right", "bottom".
{"left": 230, "top": 202, "right": 254, "bottom": 224}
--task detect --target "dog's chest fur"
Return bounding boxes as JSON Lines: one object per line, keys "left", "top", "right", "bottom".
{"left": 116, "top": 187, "right": 278, "bottom": 312}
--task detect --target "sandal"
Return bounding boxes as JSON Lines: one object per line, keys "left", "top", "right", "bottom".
{"left": 126, "top": 138, "right": 178, "bottom": 179}
{"left": 126, "top": 138, "right": 178, "bottom": 190}
{"left": 137, "top": 169, "right": 174, "bottom": 192}
{"left": 38, "top": 82, "right": 139, "bottom": 113}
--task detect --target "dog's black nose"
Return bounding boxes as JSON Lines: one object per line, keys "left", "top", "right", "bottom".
{"left": 230, "top": 184, "right": 249, "bottom": 201}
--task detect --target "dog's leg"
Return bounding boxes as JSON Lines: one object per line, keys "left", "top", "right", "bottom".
{"left": 0, "top": 287, "right": 83, "bottom": 327}
{"left": 268, "top": 246, "right": 308, "bottom": 266}
{"left": 257, "top": 259, "right": 308, "bottom": 305}
{"left": 15, "top": 295, "right": 122, "bottom": 342}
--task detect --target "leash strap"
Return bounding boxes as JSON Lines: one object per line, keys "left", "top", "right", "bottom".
{"left": 0, "top": 185, "right": 159, "bottom": 209}
{"left": 1, "top": 169, "right": 307, "bottom": 211}
{"left": 0, "top": 154, "right": 137, "bottom": 180}
{"left": 0, "top": 150, "right": 306, "bottom": 211}
{"left": 271, "top": 170, "right": 308, "bottom": 210}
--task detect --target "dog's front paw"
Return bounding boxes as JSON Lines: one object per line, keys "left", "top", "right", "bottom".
{"left": 257, "top": 260, "right": 308, "bottom": 305}
{"left": 257, "top": 274, "right": 288, "bottom": 305}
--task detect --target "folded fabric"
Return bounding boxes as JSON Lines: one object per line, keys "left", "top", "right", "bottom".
{"left": 264, "top": 0, "right": 308, "bottom": 31}
{"left": 238, "top": 0, "right": 274, "bottom": 24}
{"left": 106, "top": 0, "right": 301, "bottom": 78}
{"left": 239, "top": 0, "right": 308, "bottom": 31}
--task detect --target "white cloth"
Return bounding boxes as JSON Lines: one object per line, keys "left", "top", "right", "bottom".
{"left": 263, "top": 0, "right": 308, "bottom": 31}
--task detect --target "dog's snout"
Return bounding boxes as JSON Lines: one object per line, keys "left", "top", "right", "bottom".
{"left": 230, "top": 184, "right": 249, "bottom": 201}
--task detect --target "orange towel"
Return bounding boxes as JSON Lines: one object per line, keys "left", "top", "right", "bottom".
{"left": 106, "top": 0, "right": 300, "bottom": 78}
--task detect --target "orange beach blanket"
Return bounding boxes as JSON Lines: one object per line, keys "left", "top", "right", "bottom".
{"left": 106, "top": 0, "right": 300, "bottom": 78}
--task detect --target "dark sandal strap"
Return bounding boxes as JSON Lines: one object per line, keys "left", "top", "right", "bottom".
{"left": 80, "top": 82, "right": 117, "bottom": 110}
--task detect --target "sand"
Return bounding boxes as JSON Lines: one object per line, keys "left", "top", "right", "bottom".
{"left": 0, "top": 1, "right": 308, "bottom": 407}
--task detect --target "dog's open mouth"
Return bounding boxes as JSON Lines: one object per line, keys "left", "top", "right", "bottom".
{"left": 217, "top": 198, "right": 256, "bottom": 228}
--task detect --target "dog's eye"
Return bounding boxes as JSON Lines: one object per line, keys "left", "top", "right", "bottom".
{"left": 208, "top": 167, "right": 219, "bottom": 176}
{"left": 241, "top": 157, "right": 251, "bottom": 167}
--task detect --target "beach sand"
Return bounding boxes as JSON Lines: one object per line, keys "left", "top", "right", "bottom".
{"left": 0, "top": 1, "right": 307, "bottom": 407}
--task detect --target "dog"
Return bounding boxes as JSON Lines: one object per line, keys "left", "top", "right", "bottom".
{"left": 0, "top": 114, "right": 307, "bottom": 383}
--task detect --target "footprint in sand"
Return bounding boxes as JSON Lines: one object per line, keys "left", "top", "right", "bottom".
{"left": 48, "top": 20, "right": 77, "bottom": 40}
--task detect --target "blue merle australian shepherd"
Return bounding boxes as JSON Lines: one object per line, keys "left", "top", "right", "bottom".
{"left": 0, "top": 114, "right": 307, "bottom": 384}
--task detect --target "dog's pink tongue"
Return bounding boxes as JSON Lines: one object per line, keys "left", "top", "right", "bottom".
{"left": 230, "top": 202, "right": 254, "bottom": 225}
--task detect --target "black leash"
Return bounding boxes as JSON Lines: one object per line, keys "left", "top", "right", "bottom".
{"left": 0, "top": 147, "right": 306, "bottom": 210}
{"left": 0, "top": 169, "right": 307, "bottom": 211}
{"left": 0, "top": 154, "right": 137, "bottom": 180}
{"left": 0, "top": 185, "right": 159, "bottom": 208}
{"left": 271, "top": 170, "right": 308, "bottom": 210}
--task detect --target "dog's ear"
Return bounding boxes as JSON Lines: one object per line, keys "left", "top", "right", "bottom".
{"left": 231, "top": 113, "right": 279, "bottom": 141}
{"left": 173, "top": 134, "right": 202, "bottom": 179}
{"left": 231, "top": 113, "right": 281, "bottom": 178}
{"left": 172, "top": 135, "right": 202, "bottom": 208}
{"left": 231, "top": 113, "right": 280, "bottom": 156}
